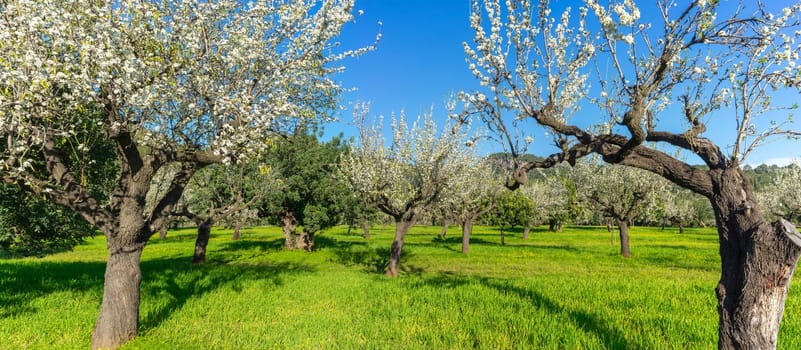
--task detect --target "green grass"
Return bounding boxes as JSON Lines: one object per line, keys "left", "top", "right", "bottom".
{"left": 1, "top": 225, "right": 800, "bottom": 349}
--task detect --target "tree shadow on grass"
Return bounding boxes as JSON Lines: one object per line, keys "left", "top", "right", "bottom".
{"left": 326, "top": 241, "right": 424, "bottom": 275}
{"left": 0, "top": 260, "right": 105, "bottom": 318}
{"left": 418, "top": 272, "right": 631, "bottom": 349}
{"left": 0, "top": 252, "right": 314, "bottom": 335}
{"left": 138, "top": 257, "right": 315, "bottom": 332}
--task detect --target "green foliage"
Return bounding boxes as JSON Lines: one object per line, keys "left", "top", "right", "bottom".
{"left": 486, "top": 190, "right": 535, "bottom": 228}
{"left": 261, "top": 125, "right": 349, "bottom": 234}
{"left": 0, "top": 185, "right": 96, "bottom": 257}
{"left": 2, "top": 225, "right": 799, "bottom": 348}
{"left": 0, "top": 103, "right": 116, "bottom": 257}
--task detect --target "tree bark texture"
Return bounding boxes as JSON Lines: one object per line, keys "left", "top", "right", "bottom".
{"left": 461, "top": 219, "right": 473, "bottom": 254}
{"left": 386, "top": 220, "right": 413, "bottom": 277}
{"left": 192, "top": 222, "right": 211, "bottom": 264}
{"left": 523, "top": 226, "right": 531, "bottom": 239}
{"left": 91, "top": 246, "right": 144, "bottom": 350}
{"left": 440, "top": 222, "right": 449, "bottom": 240}
{"left": 710, "top": 168, "right": 801, "bottom": 349}
{"left": 280, "top": 209, "right": 297, "bottom": 250}
{"left": 617, "top": 219, "right": 631, "bottom": 258}
{"left": 500, "top": 226, "right": 506, "bottom": 245}
{"left": 294, "top": 231, "right": 315, "bottom": 252}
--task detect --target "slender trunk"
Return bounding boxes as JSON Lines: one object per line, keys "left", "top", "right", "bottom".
{"left": 461, "top": 219, "right": 473, "bottom": 254}
{"left": 439, "top": 222, "right": 449, "bottom": 240}
{"left": 679, "top": 223, "right": 684, "bottom": 234}
{"left": 192, "top": 222, "right": 211, "bottom": 264}
{"left": 617, "top": 218, "right": 631, "bottom": 258}
{"left": 386, "top": 220, "right": 413, "bottom": 277}
{"left": 361, "top": 221, "right": 371, "bottom": 239}
{"left": 158, "top": 225, "right": 168, "bottom": 240}
{"left": 500, "top": 226, "right": 506, "bottom": 245}
{"left": 522, "top": 225, "right": 530, "bottom": 240}
{"left": 711, "top": 168, "right": 801, "bottom": 349}
{"left": 232, "top": 224, "right": 242, "bottom": 240}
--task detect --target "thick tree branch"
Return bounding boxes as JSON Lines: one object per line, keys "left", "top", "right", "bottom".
{"left": 39, "top": 136, "right": 116, "bottom": 234}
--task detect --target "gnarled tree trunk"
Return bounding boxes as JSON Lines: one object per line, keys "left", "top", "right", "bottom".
{"left": 280, "top": 209, "right": 297, "bottom": 250}
{"left": 440, "top": 222, "right": 449, "bottom": 240}
{"left": 711, "top": 168, "right": 801, "bottom": 349}
{"left": 386, "top": 220, "right": 414, "bottom": 277}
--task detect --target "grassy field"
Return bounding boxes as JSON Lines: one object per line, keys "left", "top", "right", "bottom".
{"left": 1, "top": 224, "right": 800, "bottom": 349}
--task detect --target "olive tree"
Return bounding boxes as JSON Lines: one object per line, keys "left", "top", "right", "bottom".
{"left": 462, "top": 0, "right": 801, "bottom": 347}
{"left": 339, "top": 105, "right": 478, "bottom": 277}
{"left": 0, "top": 1, "right": 369, "bottom": 348}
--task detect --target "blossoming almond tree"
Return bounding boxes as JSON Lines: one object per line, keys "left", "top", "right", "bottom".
{"left": 339, "top": 104, "right": 479, "bottom": 277}
{"left": 572, "top": 162, "right": 664, "bottom": 257}
{"left": 0, "top": 0, "right": 370, "bottom": 348}
{"left": 463, "top": 0, "right": 801, "bottom": 347}
{"left": 438, "top": 160, "right": 501, "bottom": 254}
{"left": 758, "top": 163, "right": 801, "bottom": 224}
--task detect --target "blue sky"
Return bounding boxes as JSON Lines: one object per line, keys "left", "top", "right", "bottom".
{"left": 327, "top": 0, "right": 800, "bottom": 167}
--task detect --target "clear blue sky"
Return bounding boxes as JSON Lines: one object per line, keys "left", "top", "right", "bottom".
{"left": 327, "top": 0, "right": 800, "bottom": 167}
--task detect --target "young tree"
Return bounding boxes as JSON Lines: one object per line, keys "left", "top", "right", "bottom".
{"left": 486, "top": 189, "right": 536, "bottom": 245}
{"left": 339, "top": 105, "right": 478, "bottom": 277}
{"left": 439, "top": 161, "right": 501, "bottom": 253}
{"left": 0, "top": 1, "right": 368, "bottom": 348}
{"left": 654, "top": 182, "right": 705, "bottom": 233}
{"left": 573, "top": 163, "right": 663, "bottom": 257}
{"left": 175, "top": 162, "right": 274, "bottom": 263}
{"left": 463, "top": 0, "right": 801, "bottom": 347}
{"left": 523, "top": 165, "right": 583, "bottom": 232}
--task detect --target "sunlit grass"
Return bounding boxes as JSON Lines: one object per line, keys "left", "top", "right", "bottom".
{"left": 1, "top": 224, "right": 799, "bottom": 349}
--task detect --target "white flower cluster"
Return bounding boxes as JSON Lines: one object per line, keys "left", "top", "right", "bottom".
{"left": 340, "top": 105, "right": 481, "bottom": 217}
{"left": 1, "top": 0, "right": 362, "bottom": 175}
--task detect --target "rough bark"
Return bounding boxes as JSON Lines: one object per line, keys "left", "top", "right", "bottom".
{"left": 91, "top": 246, "right": 144, "bottom": 350}
{"left": 461, "top": 219, "right": 474, "bottom": 254}
{"left": 280, "top": 209, "right": 297, "bottom": 250}
{"left": 386, "top": 220, "right": 414, "bottom": 277}
{"left": 710, "top": 168, "right": 801, "bottom": 349}
{"left": 295, "top": 230, "right": 315, "bottom": 252}
{"left": 192, "top": 222, "right": 211, "bottom": 264}
{"left": 617, "top": 219, "right": 631, "bottom": 258}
